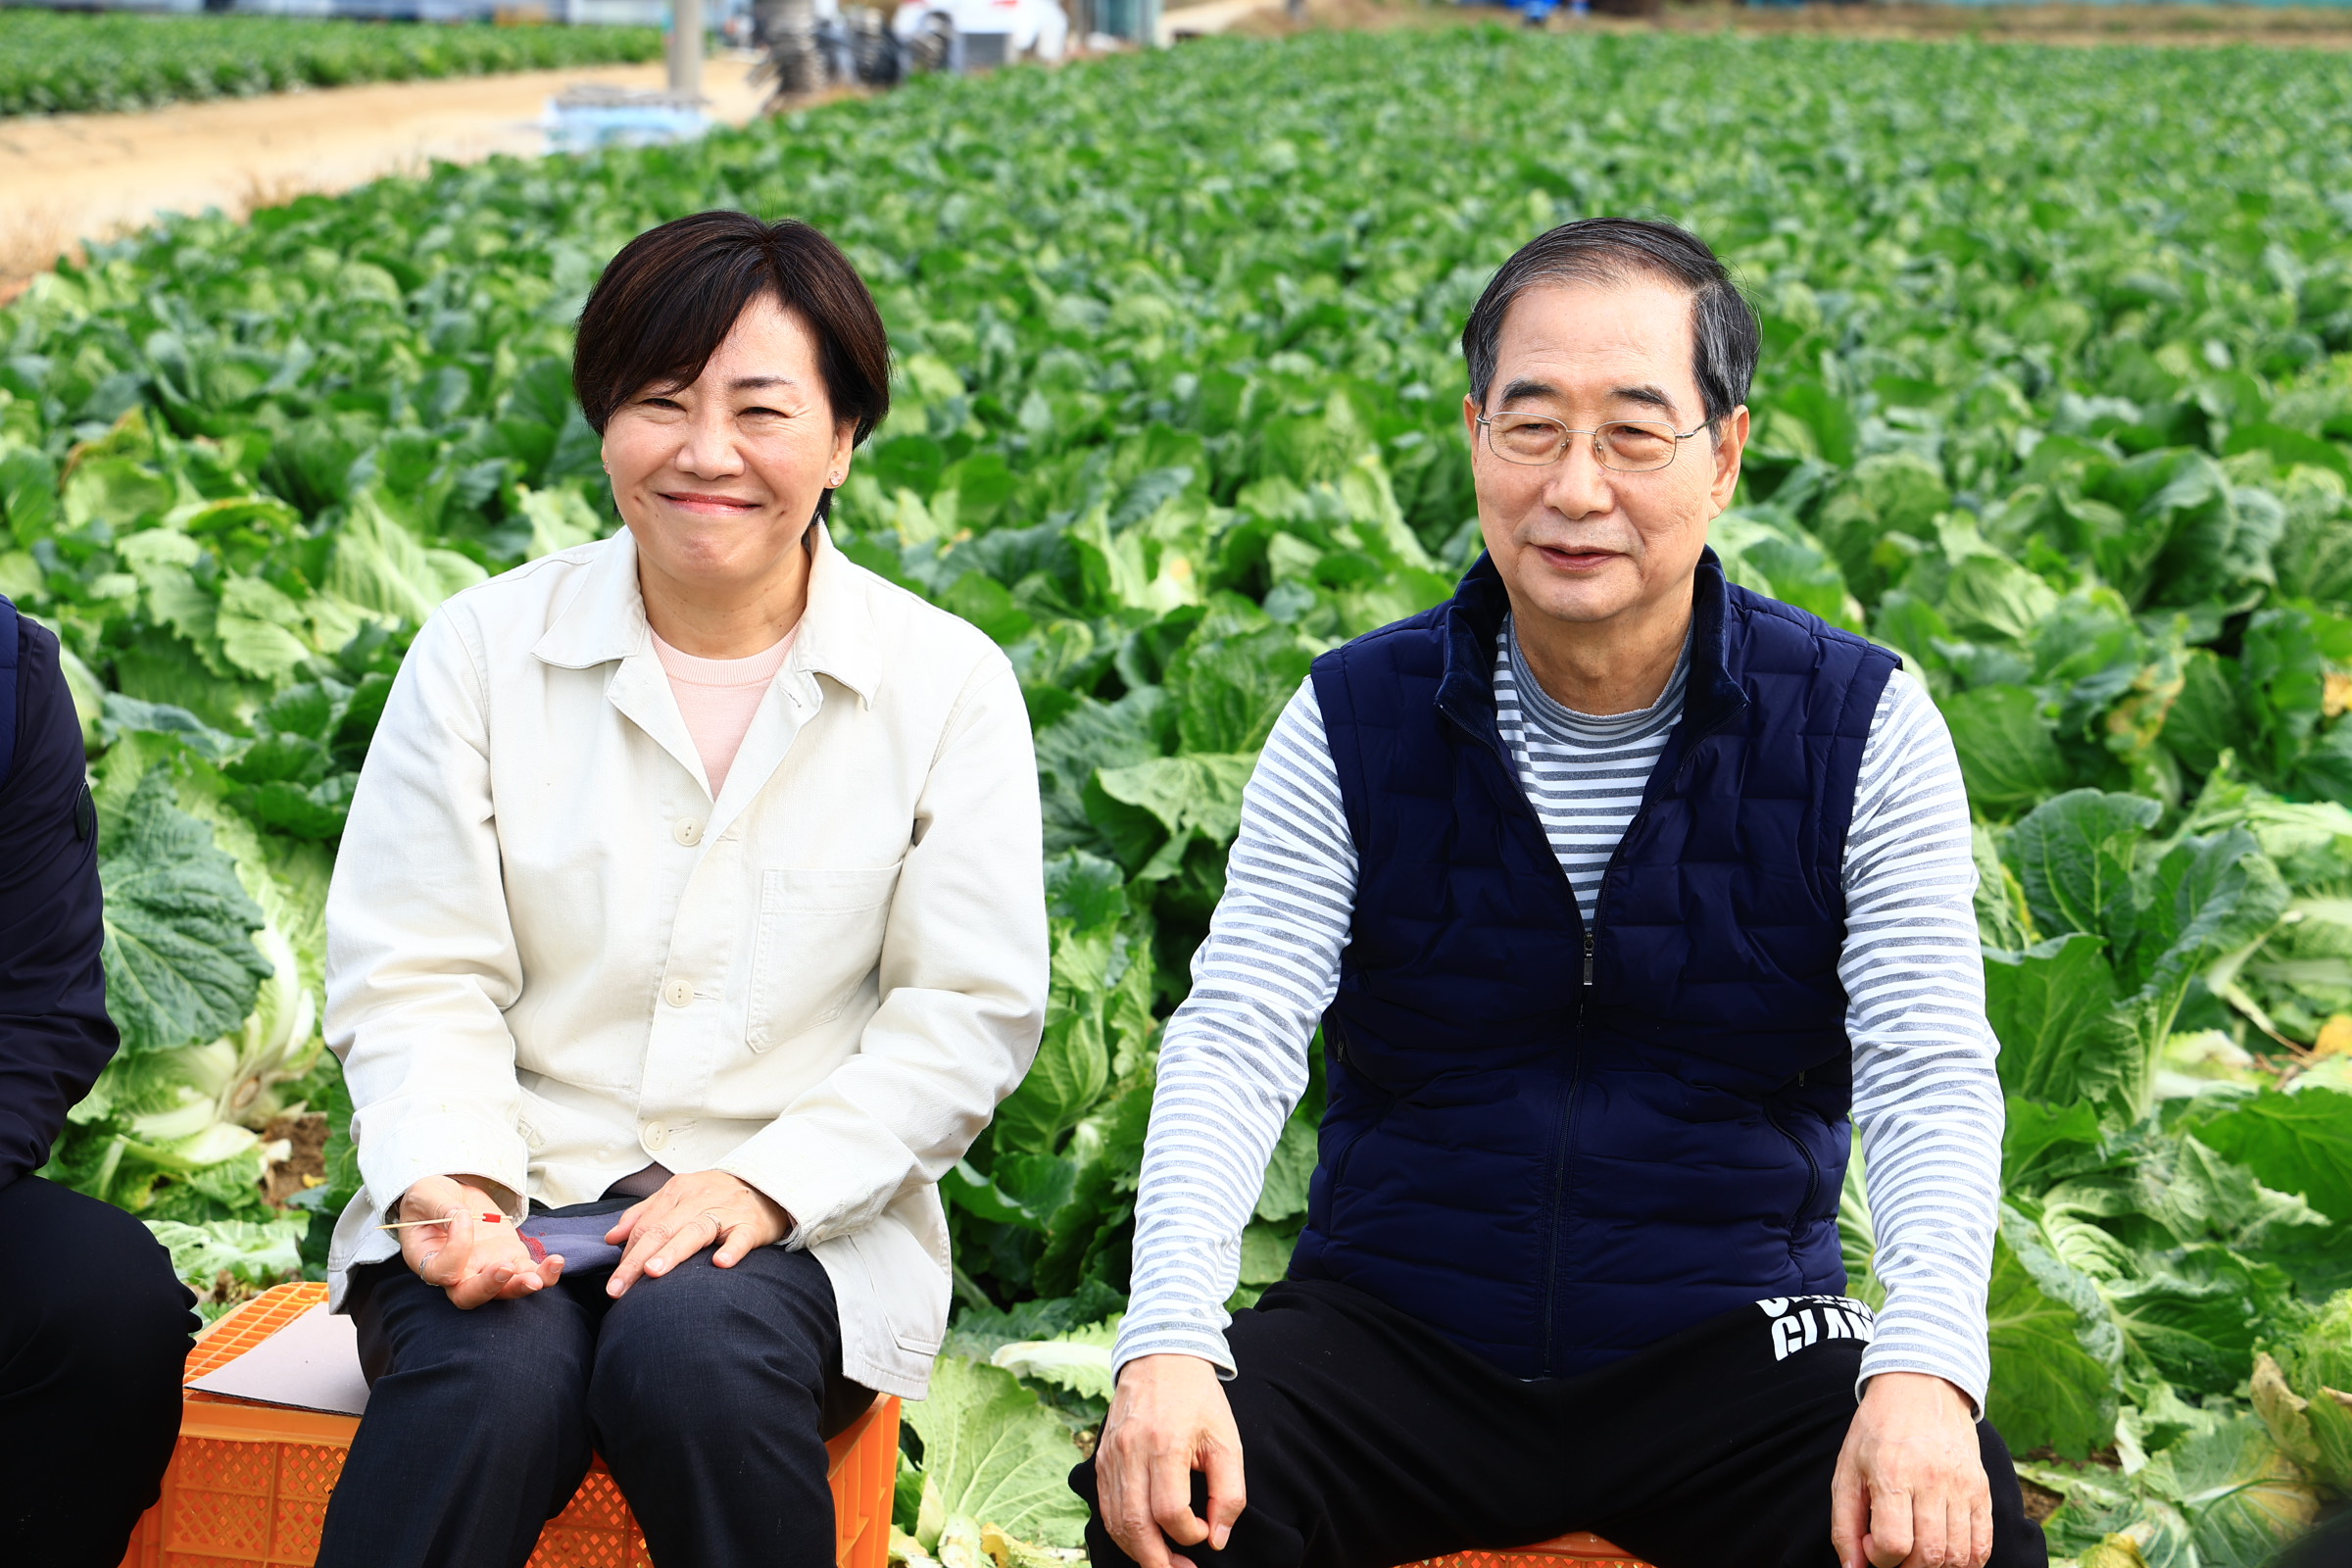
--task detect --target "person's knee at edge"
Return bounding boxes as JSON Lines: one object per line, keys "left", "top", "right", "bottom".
{"left": 3, "top": 1181, "right": 196, "bottom": 1365}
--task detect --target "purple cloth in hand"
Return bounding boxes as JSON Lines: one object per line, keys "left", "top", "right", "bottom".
{"left": 517, "top": 1212, "right": 626, "bottom": 1272}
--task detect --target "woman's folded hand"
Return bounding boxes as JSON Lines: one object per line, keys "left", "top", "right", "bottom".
{"left": 604, "top": 1170, "right": 793, "bottom": 1298}
{"left": 396, "top": 1175, "right": 564, "bottom": 1308}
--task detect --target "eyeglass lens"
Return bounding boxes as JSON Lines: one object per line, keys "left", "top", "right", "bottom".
{"left": 1485, "top": 416, "right": 1679, "bottom": 471}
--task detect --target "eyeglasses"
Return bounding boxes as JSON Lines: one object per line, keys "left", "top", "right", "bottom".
{"left": 1475, "top": 413, "right": 1713, "bottom": 472}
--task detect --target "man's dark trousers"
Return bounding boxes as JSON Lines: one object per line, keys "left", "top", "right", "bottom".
{"left": 0, "top": 1177, "right": 197, "bottom": 1567}
{"left": 316, "top": 1203, "right": 873, "bottom": 1568}
{"left": 1073, "top": 1280, "right": 2046, "bottom": 1568}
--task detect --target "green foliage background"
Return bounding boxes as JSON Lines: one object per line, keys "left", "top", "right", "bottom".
{"left": 9, "top": 26, "right": 2352, "bottom": 1562}
{"left": 0, "top": 11, "right": 664, "bottom": 119}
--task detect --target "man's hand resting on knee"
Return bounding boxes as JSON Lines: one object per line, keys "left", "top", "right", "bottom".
{"left": 396, "top": 1175, "right": 562, "bottom": 1308}
{"left": 1832, "top": 1371, "right": 1990, "bottom": 1568}
{"left": 1098, "top": 1353, "right": 1247, "bottom": 1568}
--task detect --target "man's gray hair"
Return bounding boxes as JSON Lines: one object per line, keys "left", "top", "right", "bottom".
{"left": 1460, "top": 218, "right": 1760, "bottom": 425}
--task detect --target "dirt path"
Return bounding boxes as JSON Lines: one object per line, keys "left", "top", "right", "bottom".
{"left": 1, "top": 56, "right": 772, "bottom": 286}
{"left": 1162, "top": 0, "right": 1284, "bottom": 43}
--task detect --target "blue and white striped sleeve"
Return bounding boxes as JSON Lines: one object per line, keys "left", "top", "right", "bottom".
{"left": 1843, "top": 668, "right": 2005, "bottom": 1415}
{"left": 1112, "top": 680, "right": 1355, "bottom": 1379}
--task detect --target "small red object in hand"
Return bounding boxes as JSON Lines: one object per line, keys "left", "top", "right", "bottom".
{"left": 376, "top": 1210, "right": 509, "bottom": 1232}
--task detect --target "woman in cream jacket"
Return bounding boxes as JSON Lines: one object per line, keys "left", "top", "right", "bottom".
{"left": 315, "top": 212, "right": 1047, "bottom": 1568}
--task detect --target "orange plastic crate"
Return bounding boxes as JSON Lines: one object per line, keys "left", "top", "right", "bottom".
{"left": 122, "top": 1282, "right": 903, "bottom": 1568}
{"left": 1414, "top": 1536, "right": 1655, "bottom": 1568}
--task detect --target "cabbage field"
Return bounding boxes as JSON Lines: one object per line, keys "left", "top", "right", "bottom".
{"left": 0, "top": 10, "right": 665, "bottom": 118}
{"left": 8, "top": 24, "right": 2352, "bottom": 1566}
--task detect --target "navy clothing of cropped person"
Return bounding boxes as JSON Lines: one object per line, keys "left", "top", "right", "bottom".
{"left": 0, "top": 597, "right": 116, "bottom": 1185}
{"left": 0, "top": 597, "right": 196, "bottom": 1567}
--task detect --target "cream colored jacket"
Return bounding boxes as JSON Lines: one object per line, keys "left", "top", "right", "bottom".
{"left": 323, "top": 526, "right": 1047, "bottom": 1397}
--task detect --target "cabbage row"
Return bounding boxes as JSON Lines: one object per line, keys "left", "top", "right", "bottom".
{"left": 7, "top": 28, "right": 2352, "bottom": 1564}
{"left": 0, "top": 11, "right": 663, "bottom": 118}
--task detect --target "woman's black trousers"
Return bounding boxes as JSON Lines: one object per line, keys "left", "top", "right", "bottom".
{"left": 317, "top": 1202, "right": 871, "bottom": 1568}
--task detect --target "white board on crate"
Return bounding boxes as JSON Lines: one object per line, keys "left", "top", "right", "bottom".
{"left": 187, "top": 1303, "right": 372, "bottom": 1417}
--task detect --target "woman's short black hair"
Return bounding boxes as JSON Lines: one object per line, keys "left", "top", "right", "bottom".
{"left": 1460, "top": 218, "right": 1758, "bottom": 426}
{"left": 572, "top": 211, "right": 892, "bottom": 447}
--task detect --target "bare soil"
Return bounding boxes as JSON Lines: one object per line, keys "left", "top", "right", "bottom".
{"left": 2017, "top": 1478, "right": 2066, "bottom": 1525}
{"left": 260, "top": 1110, "right": 330, "bottom": 1209}
{"left": 0, "top": 54, "right": 771, "bottom": 298}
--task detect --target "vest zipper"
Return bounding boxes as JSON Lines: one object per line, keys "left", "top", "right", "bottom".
{"left": 1544, "top": 829, "right": 1637, "bottom": 1369}
{"left": 1447, "top": 672, "right": 1715, "bottom": 1377}
{"left": 1580, "top": 831, "right": 1631, "bottom": 982}
{"left": 1542, "top": 999, "right": 1583, "bottom": 1377}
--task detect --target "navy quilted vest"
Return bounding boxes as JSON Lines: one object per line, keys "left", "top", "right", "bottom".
{"left": 1290, "top": 550, "right": 1897, "bottom": 1380}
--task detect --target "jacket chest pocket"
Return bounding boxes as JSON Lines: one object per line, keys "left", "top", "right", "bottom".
{"left": 746, "top": 863, "right": 904, "bottom": 1054}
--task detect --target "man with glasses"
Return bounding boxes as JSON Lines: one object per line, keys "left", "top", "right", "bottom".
{"left": 1075, "top": 220, "right": 2040, "bottom": 1568}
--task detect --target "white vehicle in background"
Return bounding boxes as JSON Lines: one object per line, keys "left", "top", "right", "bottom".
{"left": 755, "top": 0, "right": 1061, "bottom": 103}
{"left": 892, "top": 0, "right": 1066, "bottom": 70}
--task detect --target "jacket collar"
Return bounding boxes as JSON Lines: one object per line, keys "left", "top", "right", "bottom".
{"left": 531, "top": 523, "right": 881, "bottom": 709}
{"left": 1434, "top": 545, "right": 1747, "bottom": 749}
{"left": 792, "top": 525, "right": 881, "bottom": 709}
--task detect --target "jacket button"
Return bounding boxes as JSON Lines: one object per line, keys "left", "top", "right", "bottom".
{"left": 662, "top": 978, "right": 693, "bottom": 1008}
{"left": 673, "top": 817, "right": 703, "bottom": 846}
{"left": 642, "top": 1120, "right": 669, "bottom": 1152}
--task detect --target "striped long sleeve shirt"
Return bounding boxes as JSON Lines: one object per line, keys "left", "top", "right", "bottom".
{"left": 1114, "top": 619, "right": 2005, "bottom": 1411}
